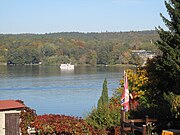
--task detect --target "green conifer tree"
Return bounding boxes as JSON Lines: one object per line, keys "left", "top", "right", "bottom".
{"left": 147, "top": 0, "right": 180, "bottom": 95}
{"left": 97, "top": 78, "right": 109, "bottom": 109}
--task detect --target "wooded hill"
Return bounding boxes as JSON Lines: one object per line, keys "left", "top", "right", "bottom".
{"left": 0, "top": 30, "right": 159, "bottom": 65}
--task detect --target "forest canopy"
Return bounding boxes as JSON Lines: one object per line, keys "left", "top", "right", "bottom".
{"left": 0, "top": 31, "right": 159, "bottom": 65}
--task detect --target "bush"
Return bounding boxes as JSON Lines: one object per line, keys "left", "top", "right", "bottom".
{"left": 31, "top": 114, "right": 106, "bottom": 135}
{"left": 85, "top": 101, "right": 121, "bottom": 133}
{"left": 172, "top": 95, "right": 180, "bottom": 118}
{"left": 85, "top": 78, "right": 121, "bottom": 134}
{"left": 20, "top": 107, "right": 37, "bottom": 135}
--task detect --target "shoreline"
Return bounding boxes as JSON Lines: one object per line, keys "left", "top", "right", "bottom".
{"left": 0, "top": 63, "right": 136, "bottom": 67}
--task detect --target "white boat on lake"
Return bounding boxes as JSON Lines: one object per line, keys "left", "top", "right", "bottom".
{"left": 60, "top": 63, "right": 74, "bottom": 70}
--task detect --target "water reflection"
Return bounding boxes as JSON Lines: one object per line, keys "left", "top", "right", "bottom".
{"left": 60, "top": 69, "right": 74, "bottom": 76}
{"left": 0, "top": 65, "right": 8, "bottom": 78}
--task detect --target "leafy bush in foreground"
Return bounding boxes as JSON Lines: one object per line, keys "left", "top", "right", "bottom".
{"left": 20, "top": 107, "right": 37, "bottom": 135}
{"left": 31, "top": 114, "right": 107, "bottom": 135}
{"left": 85, "top": 78, "right": 121, "bottom": 134}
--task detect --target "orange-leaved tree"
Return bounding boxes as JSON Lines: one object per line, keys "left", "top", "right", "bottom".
{"left": 114, "top": 68, "right": 149, "bottom": 110}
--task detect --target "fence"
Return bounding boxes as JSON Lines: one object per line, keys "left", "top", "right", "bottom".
{"left": 120, "top": 110, "right": 158, "bottom": 135}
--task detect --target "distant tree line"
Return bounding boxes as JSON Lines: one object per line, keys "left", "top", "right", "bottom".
{"left": 0, "top": 31, "right": 159, "bottom": 65}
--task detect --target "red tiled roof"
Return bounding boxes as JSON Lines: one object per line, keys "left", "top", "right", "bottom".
{"left": 0, "top": 100, "right": 26, "bottom": 111}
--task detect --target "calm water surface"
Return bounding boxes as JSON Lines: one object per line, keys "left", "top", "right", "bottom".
{"left": 0, "top": 65, "right": 130, "bottom": 117}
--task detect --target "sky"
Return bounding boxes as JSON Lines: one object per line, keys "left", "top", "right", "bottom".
{"left": 0, "top": 0, "right": 168, "bottom": 34}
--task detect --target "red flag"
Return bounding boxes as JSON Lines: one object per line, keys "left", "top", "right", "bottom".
{"left": 121, "top": 71, "right": 130, "bottom": 111}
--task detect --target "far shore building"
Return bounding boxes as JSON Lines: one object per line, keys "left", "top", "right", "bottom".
{"left": 0, "top": 100, "right": 26, "bottom": 135}
{"left": 131, "top": 50, "right": 156, "bottom": 66}
{"left": 132, "top": 50, "right": 156, "bottom": 59}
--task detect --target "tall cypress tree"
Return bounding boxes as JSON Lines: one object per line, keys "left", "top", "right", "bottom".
{"left": 97, "top": 78, "right": 109, "bottom": 109}
{"left": 147, "top": 0, "right": 180, "bottom": 95}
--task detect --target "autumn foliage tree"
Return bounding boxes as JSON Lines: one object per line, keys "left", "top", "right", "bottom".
{"left": 114, "top": 69, "right": 149, "bottom": 111}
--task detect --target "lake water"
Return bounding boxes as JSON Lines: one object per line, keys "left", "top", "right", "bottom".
{"left": 0, "top": 65, "right": 130, "bottom": 117}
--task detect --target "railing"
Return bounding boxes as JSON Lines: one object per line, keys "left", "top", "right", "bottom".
{"left": 120, "top": 110, "right": 158, "bottom": 135}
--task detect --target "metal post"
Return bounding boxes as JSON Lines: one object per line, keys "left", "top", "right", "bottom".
{"left": 142, "top": 125, "right": 146, "bottom": 135}
{"left": 121, "top": 109, "right": 125, "bottom": 122}
{"left": 121, "top": 109, "right": 125, "bottom": 135}
{"left": 145, "top": 115, "right": 149, "bottom": 125}
{"left": 130, "top": 120, "right": 135, "bottom": 134}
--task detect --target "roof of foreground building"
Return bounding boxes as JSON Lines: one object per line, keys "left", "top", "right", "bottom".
{"left": 0, "top": 100, "right": 26, "bottom": 111}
